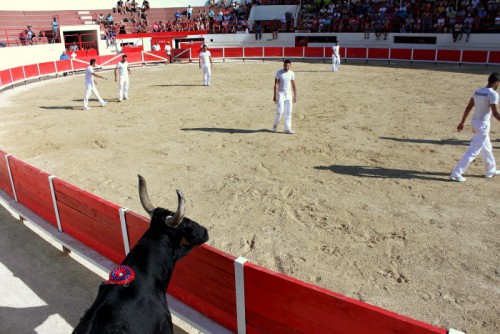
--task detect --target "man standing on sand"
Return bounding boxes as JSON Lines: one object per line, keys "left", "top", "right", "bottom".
{"left": 164, "top": 41, "right": 173, "bottom": 63}
{"left": 114, "top": 54, "right": 131, "bottom": 101}
{"left": 273, "top": 59, "right": 297, "bottom": 134}
{"left": 450, "top": 72, "right": 500, "bottom": 182}
{"left": 332, "top": 42, "right": 340, "bottom": 72}
{"left": 83, "top": 59, "right": 108, "bottom": 110}
{"left": 199, "top": 44, "right": 212, "bottom": 86}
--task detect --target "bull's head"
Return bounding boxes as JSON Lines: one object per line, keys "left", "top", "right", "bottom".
{"left": 138, "top": 175, "right": 208, "bottom": 259}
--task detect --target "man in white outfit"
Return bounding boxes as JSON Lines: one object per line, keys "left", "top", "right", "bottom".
{"left": 114, "top": 54, "right": 131, "bottom": 101}
{"left": 332, "top": 42, "right": 340, "bottom": 72}
{"left": 450, "top": 72, "right": 500, "bottom": 182}
{"left": 164, "top": 41, "right": 173, "bottom": 63}
{"left": 273, "top": 59, "right": 297, "bottom": 134}
{"left": 199, "top": 44, "right": 212, "bottom": 86}
{"left": 83, "top": 59, "right": 108, "bottom": 110}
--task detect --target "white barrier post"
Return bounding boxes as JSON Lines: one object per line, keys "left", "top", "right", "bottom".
{"left": 5, "top": 154, "right": 18, "bottom": 202}
{"left": 234, "top": 256, "right": 248, "bottom": 334}
{"left": 48, "top": 175, "right": 63, "bottom": 232}
{"left": 119, "top": 207, "right": 131, "bottom": 255}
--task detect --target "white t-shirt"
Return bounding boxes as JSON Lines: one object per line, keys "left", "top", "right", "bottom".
{"left": 116, "top": 61, "right": 129, "bottom": 78}
{"left": 199, "top": 50, "right": 211, "bottom": 66}
{"left": 85, "top": 66, "right": 94, "bottom": 85}
{"left": 332, "top": 45, "right": 339, "bottom": 58}
{"left": 472, "top": 87, "right": 499, "bottom": 122}
{"left": 275, "top": 69, "right": 295, "bottom": 96}
{"left": 164, "top": 44, "right": 172, "bottom": 54}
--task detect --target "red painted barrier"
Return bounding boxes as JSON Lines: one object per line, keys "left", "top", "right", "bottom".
{"left": 169, "top": 244, "right": 238, "bottom": 332}
{"left": 38, "top": 61, "right": 57, "bottom": 76}
{"left": 208, "top": 48, "right": 224, "bottom": 58}
{"left": 243, "top": 47, "right": 263, "bottom": 58}
{"left": 7, "top": 157, "right": 57, "bottom": 227}
{"left": 10, "top": 66, "right": 24, "bottom": 83}
{"left": 224, "top": 47, "right": 244, "bottom": 58}
{"left": 23, "top": 64, "right": 40, "bottom": 79}
{"left": 243, "top": 263, "right": 446, "bottom": 334}
{"left": 489, "top": 51, "right": 500, "bottom": 64}
{"left": 368, "top": 48, "right": 390, "bottom": 59}
{"left": 52, "top": 178, "right": 125, "bottom": 264}
{"left": 346, "top": 47, "right": 367, "bottom": 59}
{"left": 304, "top": 47, "right": 324, "bottom": 58}
{"left": 264, "top": 47, "right": 283, "bottom": 58}
{"left": 437, "top": 50, "right": 461, "bottom": 63}
{"left": 462, "top": 50, "right": 488, "bottom": 63}
{"left": 55, "top": 60, "right": 72, "bottom": 73}
{"left": 390, "top": 48, "right": 412, "bottom": 60}
{"left": 0, "top": 150, "right": 14, "bottom": 197}
{"left": 0, "top": 69, "right": 12, "bottom": 86}
{"left": 284, "top": 47, "right": 303, "bottom": 58}
{"left": 413, "top": 49, "right": 436, "bottom": 61}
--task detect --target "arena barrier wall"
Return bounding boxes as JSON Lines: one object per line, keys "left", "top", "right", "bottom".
{"left": 1, "top": 149, "right": 464, "bottom": 333}
{"left": 1, "top": 46, "right": 498, "bottom": 90}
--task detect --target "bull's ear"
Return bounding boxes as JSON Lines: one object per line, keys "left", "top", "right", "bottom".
{"left": 138, "top": 174, "right": 155, "bottom": 216}
{"left": 166, "top": 190, "right": 185, "bottom": 228}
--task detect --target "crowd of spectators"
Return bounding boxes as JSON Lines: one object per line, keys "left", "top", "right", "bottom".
{"left": 298, "top": 0, "right": 500, "bottom": 38}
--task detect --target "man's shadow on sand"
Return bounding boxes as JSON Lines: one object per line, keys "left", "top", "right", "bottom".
{"left": 182, "top": 127, "right": 274, "bottom": 134}
{"left": 314, "top": 165, "right": 454, "bottom": 181}
{"left": 380, "top": 136, "right": 500, "bottom": 149}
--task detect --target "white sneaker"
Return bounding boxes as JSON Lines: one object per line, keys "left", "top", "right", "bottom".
{"left": 101, "top": 101, "right": 108, "bottom": 107}
{"left": 118, "top": 99, "right": 122, "bottom": 102}
{"left": 285, "top": 129, "right": 295, "bottom": 134}
{"left": 83, "top": 107, "right": 91, "bottom": 110}
{"left": 272, "top": 126, "right": 277, "bottom": 132}
{"left": 449, "top": 175, "right": 466, "bottom": 182}
{"left": 485, "top": 170, "right": 500, "bottom": 178}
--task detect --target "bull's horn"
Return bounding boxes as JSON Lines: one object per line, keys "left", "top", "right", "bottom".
{"left": 138, "top": 174, "right": 155, "bottom": 216}
{"left": 166, "top": 190, "right": 185, "bottom": 228}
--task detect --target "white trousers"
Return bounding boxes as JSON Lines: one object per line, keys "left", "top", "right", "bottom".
{"left": 332, "top": 56, "right": 340, "bottom": 72}
{"left": 83, "top": 83, "right": 105, "bottom": 108}
{"left": 118, "top": 76, "right": 129, "bottom": 100}
{"left": 202, "top": 65, "right": 211, "bottom": 85}
{"left": 451, "top": 120, "right": 497, "bottom": 178}
{"left": 273, "top": 93, "right": 293, "bottom": 131}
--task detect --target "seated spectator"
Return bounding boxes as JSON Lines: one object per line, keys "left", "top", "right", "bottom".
{"left": 69, "top": 42, "right": 79, "bottom": 51}
{"left": 98, "top": 13, "right": 106, "bottom": 25}
{"left": 175, "top": 10, "right": 181, "bottom": 21}
{"left": 117, "top": 1, "right": 125, "bottom": 14}
{"left": 26, "top": 24, "right": 35, "bottom": 44}
{"left": 152, "top": 41, "right": 160, "bottom": 51}
{"left": 106, "top": 13, "right": 114, "bottom": 26}
{"left": 18, "top": 30, "right": 28, "bottom": 46}
{"left": 60, "top": 50, "right": 70, "bottom": 60}
{"left": 119, "top": 21, "right": 127, "bottom": 34}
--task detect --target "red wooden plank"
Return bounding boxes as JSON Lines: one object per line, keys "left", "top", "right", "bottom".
{"left": 437, "top": 50, "right": 461, "bottom": 62}
{"left": 390, "top": 48, "right": 412, "bottom": 60}
{"left": 304, "top": 47, "right": 324, "bottom": 58}
{"left": 0, "top": 150, "right": 13, "bottom": 197}
{"left": 57, "top": 201, "right": 125, "bottom": 263}
{"left": 23, "top": 64, "right": 40, "bottom": 79}
{"left": 284, "top": 47, "right": 303, "bottom": 58}
{"left": 346, "top": 47, "right": 367, "bottom": 59}
{"left": 38, "top": 61, "right": 56, "bottom": 75}
{"left": 72, "top": 60, "right": 89, "bottom": 71}
{"left": 0, "top": 69, "right": 12, "bottom": 86}
{"left": 53, "top": 178, "right": 121, "bottom": 222}
{"left": 462, "top": 50, "right": 488, "bottom": 63}
{"left": 224, "top": 48, "right": 243, "bottom": 58}
{"left": 169, "top": 284, "right": 237, "bottom": 332}
{"left": 244, "top": 263, "right": 446, "bottom": 334}
{"left": 208, "top": 48, "right": 223, "bottom": 58}
{"left": 488, "top": 51, "right": 500, "bottom": 64}
{"left": 55, "top": 60, "right": 72, "bottom": 72}
{"left": 124, "top": 210, "right": 149, "bottom": 248}
{"left": 368, "top": 48, "right": 390, "bottom": 59}
{"left": 413, "top": 49, "right": 436, "bottom": 61}
{"left": 243, "top": 47, "right": 263, "bottom": 57}
{"left": 8, "top": 157, "right": 57, "bottom": 226}
{"left": 264, "top": 47, "right": 283, "bottom": 57}
{"left": 126, "top": 52, "right": 143, "bottom": 64}
{"left": 10, "top": 66, "right": 25, "bottom": 83}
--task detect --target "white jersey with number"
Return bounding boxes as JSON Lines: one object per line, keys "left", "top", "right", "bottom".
{"left": 472, "top": 87, "right": 499, "bottom": 122}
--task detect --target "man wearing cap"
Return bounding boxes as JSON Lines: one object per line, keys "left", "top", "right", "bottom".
{"left": 114, "top": 54, "right": 131, "bottom": 101}
{"left": 199, "top": 44, "right": 213, "bottom": 87}
{"left": 164, "top": 41, "right": 173, "bottom": 63}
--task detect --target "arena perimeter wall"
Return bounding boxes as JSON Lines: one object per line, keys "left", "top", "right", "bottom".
{"left": 1, "top": 46, "right": 499, "bottom": 90}
{"left": 0, "top": 51, "right": 468, "bottom": 333}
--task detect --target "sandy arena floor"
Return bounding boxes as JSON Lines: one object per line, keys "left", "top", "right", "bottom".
{"left": 0, "top": 60, "right": 499, "bottom": 334}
